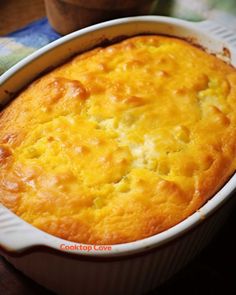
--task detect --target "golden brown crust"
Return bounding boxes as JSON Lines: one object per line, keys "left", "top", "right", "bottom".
{"left": 1, "top": 35, "right": 236, "bottom": 244}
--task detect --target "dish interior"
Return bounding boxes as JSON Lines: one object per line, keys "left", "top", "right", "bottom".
{"left": 1, "top": 32, "right": 236, "bottom": 246}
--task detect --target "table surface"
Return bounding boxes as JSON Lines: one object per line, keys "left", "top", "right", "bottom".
{"left": 0, "top": 211, "right": 235, "bottom": 295}
{"left": 0, "top": 0, "right": 45, "bottom": 35}
{"left": 0, "top": 1, "right": 236, "bottom": 294}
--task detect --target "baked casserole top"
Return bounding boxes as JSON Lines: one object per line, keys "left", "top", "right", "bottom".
{"left": 1, "top": 35, "right": 236, "bottom": 244}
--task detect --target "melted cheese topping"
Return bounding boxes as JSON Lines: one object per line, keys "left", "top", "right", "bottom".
{"left": 1, "top": 36, "right": 236, "bottom": 245}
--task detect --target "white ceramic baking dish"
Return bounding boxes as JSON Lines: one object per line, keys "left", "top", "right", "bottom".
{"left": 0, "top": 16, "right": 236, "bottom": 295}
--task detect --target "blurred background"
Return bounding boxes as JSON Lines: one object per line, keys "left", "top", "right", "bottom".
{"left": 1, "top": 0, "right": 236, "bottom": 35}
{"left": 1, "top": 0, "right": 236, "bottom": 74}
{"left": 0, "top": 0, "right": 236, "bottom": 294}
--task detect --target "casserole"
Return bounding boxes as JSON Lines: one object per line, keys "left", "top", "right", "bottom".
{"left": 0, "top": 16, "right": 236, "bottom": 295}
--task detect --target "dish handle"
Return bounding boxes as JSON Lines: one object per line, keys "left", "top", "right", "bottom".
{"left": 192, "top": 19, "right": 236, "bottom": 47}
{"left": 0, "top": 205, "right": 51, "bottom": 254}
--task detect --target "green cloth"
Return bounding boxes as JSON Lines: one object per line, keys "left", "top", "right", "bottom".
{"left": 158, "top": 0, "right": 236, "bottom": 27}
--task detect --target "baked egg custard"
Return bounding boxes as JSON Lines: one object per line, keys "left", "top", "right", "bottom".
{"left": 1, "top": 36, "right": 236, "bottom": 244}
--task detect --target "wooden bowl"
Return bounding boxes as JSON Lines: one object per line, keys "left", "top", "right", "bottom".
{"left": 45, "top": 0, "right": 156, "bottom": 35}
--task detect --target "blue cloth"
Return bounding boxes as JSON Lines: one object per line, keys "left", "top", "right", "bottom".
{"left": 8, "top": 18, "right": 60, "bottom": 47}
{"left": 0, "top": 18, "right": 61, "bottom": 75}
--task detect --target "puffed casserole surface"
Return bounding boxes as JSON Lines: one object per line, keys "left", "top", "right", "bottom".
{"left": 1, "top": 36, "right": 236, "bottom": 244}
